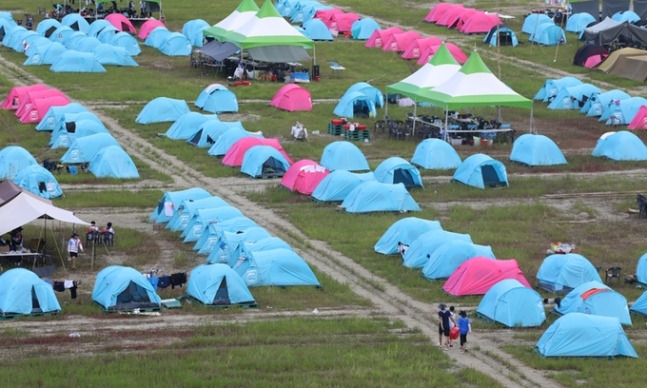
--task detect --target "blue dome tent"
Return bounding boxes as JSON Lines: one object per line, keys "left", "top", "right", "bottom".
{"left": 320, "top": 141, "right": 370, "bottom": 171}
{"left": 37, "top": 102, "right": 87, "bottom": 131}
{"left": 194, "top": 216, "right": 259, "bottom": 255}
{"left": 554, "top": 281, "right": 632, "bottom": 325}
{"left": 522, "top": 14, "right": 553, "bottom": 34}
{"left": 136, "top": 97, "right": 190, "bottom": 124}
{"left": 92, "top": 266, "right": 162, "bottom": 312}
{"left": 194, "top": 84, "right": 238, "bottom": 114}
{"left": 509, "top": 134, "right": 567, "bottom": 166}
{"left": 351, "top": 17, "right": 381, "bottom": 40}
{"left": 565, "top": 12, "right": 596, "bottom": 33}
{"left": 421, "top": 241, "right": 495, "bottom": 280}
{"left": 61, "top": 13, "right": 90, "bottom": 33}
{"left": 535, "top": 313, "right": 637, "bottom": 357}
{"left": 476, "top": 279, "right": 546, "bottom": 327}
{"left": 346, "top": 82, "right": 384, "bottom": 108}
{"left": 340, "top": 181, "right": 421, "bottom": 213}
{"left": 592, "top": 131, "right": 647, "bottom": 161}
{"left": 629, "top": 288, "right": 647, "bottom": 316}
{"left": 529, "top": 23, "right": 566, "bottom": 46}
{"left": 13, "top": 164, "right": 63, "bottom": 199}
{"left": 110, "top": 32, "right": 142, "bottom": 56}
{"left": 636, "top": 252, "right": 647, "bottom": 285}
{"left": 149, "top": 187, "right": 212, "bottom": 224}
{"left": 36, "top": 18, "right": 62, "bottom": 37}
{"left": 483, "top": 24, "right": 518, "bottom": 47}
{"left": 164, "top": 112, "right": 220, "bottom": 140}
{"left": 0, "top": 268, "right": 61, "bottom": 318}
{"left": 187, "top": 120, "right": 244, "bottom": 148}
{"left": 169, "top": 196, "right": 231, "bottom": 232}
{"left": 61, "top": 133, "right": 120, "bottom": 164}
{"left": 93, "top": 44, "right": 138, "bottom": 67}
{"left": 534, "top": 76, "right": 582, "bottom": 102}
{"left": 50, "top": 118, "right": 109, "bottom": 149}
{"left": 374, "top": 156, "right": 423, "bottom": 189}
{"left": 88, "top": 145, "right": 140, "bottom": 179}
{"left": 536, "top": 253, "right": 602, "bottom": 293}
{"left": 612, "top": 10, "right": 640, "bottom": 23}
{"left": 24, "top": 41, "right": 67, "bottom": 66}
{"left": 311, "top": 170, "right": 374, "bottom": 202}
{"left": 582, "top": 89, "right": 630, "bottom": 117}
{"left": 71, "top": 36, "right": 102, "bottom": 52}
{"left": 207, "top": 128, "right": 263, "bottom": 157}
{"left": 402, "top": 230, "right": 472, "bottom": 269}
{"left": 144, "top": 26, "right": 171, "bottom": 49}
{"left": 182, "top": 206, "right": 243, "bottom": 243}
{"left": 374, "top": 217, "right": 442, "bottom": 255}
{"left": 0, "top": 146, "right": 38, "bottom": 179}
{"left": 333, "top": 91, "right": 377, "bottom": 118}
{"left": 182, "top": 19, "right": 209, "bottom": 47}
{"left": 186, "top": 264, "right": 256, "bottom": 306}
{"left": 207, "top": 227, "right": 272, "bottom": 266}
{"left": 159, "top": 32, "right": 192, "bottom": 56}
{"left": 599, "top": 97, "right": 647, "bottom": 125}
{"left": 302, "top": 18, "right": 333, "bottom": 41}
{"left": 547, "top": 83, "right": 601, "bottom": 110}
{"left": 452, "top": 153, "right": 508, "bottom": 189}
{"left": 234, "top": 248, "right": 320, "bottom": 287}
{"left": 50, "top": 50, "right": 106, "bottom": 73}
{"left": 240, "top": 145, "right": 292, "bottom": 179}
{"left": 411, "top": 138, "right": 462, "bottom": 169}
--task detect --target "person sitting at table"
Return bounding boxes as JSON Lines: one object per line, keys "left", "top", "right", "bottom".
{"left": 9, "top": 227, "right": 23, "bottom": 252}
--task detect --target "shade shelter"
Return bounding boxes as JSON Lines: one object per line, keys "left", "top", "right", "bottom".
{"left": 203, "top": 0, "right": 260, "bottom": 43}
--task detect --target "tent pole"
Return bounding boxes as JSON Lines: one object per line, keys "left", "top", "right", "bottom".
{"left": 444, "top": 107, "right": 449, "bottom": 142}
{"left": 530, "top": 106, "right": 534, "bottom": 134}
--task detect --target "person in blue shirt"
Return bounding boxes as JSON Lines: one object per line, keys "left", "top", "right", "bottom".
{"left": 457, "top": 310, "right": 472, "bottom": 353}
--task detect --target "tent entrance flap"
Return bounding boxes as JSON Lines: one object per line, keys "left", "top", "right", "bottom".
{"left": 246, "top": 46, "right": 311, "bottom": 63}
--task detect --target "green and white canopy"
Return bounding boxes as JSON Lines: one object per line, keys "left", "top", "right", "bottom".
{"left": 417, "top": 50, "right": 532, "bottom": 109}
{"left": 203, "top": 0, "right": 259, "bottom": 43}
{"left": 386, "top": 43, "right": 460, "bottom": 100}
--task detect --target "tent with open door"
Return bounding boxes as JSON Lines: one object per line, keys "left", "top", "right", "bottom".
{"left": 13, "top": 164, "right": 63, "bottom": 199}
{"left": 195, "top": 83, "right": 238, "bottom": 114}
{"left": 0, "top": 268, "right": 61, "bottom": 318}
{"left": 187, "top": 263, "right": 256, "bottom": 306}
{"left": 374, "top": 217, "right": 442, "bottom": 255}
{"left": 92, "top": 265, "right": 162, "bottom": 312}
{"left": 240, "top": 145, "right": 292, "bottom": 178}
{"left": 373, "top": 157, "right": 423, "bottom": 189}
{"left": 105, "top": 13, "right": 137, "bottom": 34}
{"left": 452, "top": 153, "right": 508, "bottom": 189}
{"left": 333, "top": 91, "right": 377, "bottom": 118}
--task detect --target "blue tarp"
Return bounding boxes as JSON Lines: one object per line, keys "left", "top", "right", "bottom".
{"left": 476, "top": 279, "right": 546, "bottom": 327}
{"left": 421, "top": 241, "right": 495, "bottom": 280}
{"left": 374, "top": 217, "right": 442, "bottom": 255}
{"left": 311, "top": 170, "right": 375, "bottom": 202}
{"left": 233, "top": 248, "right": 320, "bottom": 287}
{"left": 92, "top": 265, "right": 161, "bottom": 310}
{"left": 0, "top": 268, "right": 61, "bottom": 316}
{"left": 240, "top": 145, "right": 292, "bottom": 178}
{"left": 0, "top": 146, "right": 38, "bottom": 179}
{"left": 554, "top": 280, "right": 632, "bottom": 325}
{"left": 61, "top": 133, "right": 120, "bottom": 164}
{"left": 411, "top": 138, "right": 462, "bottom": 169}
{"left": 452, "top": 153, "right": 508, "bottom": 189}
{"left": 341, "top": 181, "right": 421, "bottom": 213}
{"left": 374, "top": 156, "right": 423, "bottom": 189}
{"left": 150, "top": 187, "right": 211, "bottom": 223}
{"left": 536, "top": 253, "right": 602, "bottom": 293}
{"left": 509, "top": 134, "right": 567, "bottom": 166}
{"left": 402, "top": 230, "right": 472, "bottom": 269}
{"left": 88, "top": 145, "right": 140, "bottom": 179}
{"left": 320, "top": 141, "right": 370, "bottom": 171}
{"left": 136, "top": 97, "right": 190, "bottom": 124}
{"left": 535, "top": 313, "right": 637, "bottom": 357}
{"left": 164, "top": 112, "right": 220, "bottom": 140}
{"left": 592, "top": 130, "right": 647, "bottom": 161}
{"left": 186, "top": 264, "right": 256, "bottom": 305}
{"left": 13, "top": 164, "right": 63, "bottom": 199}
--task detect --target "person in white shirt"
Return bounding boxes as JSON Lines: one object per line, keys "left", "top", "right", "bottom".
{"left": 67, "top": 233, "right": 83, "bottom": 270}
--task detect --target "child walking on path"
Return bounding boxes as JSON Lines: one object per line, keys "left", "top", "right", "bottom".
{"left": 457, "top": 310, "right": 472, "bottom": 353}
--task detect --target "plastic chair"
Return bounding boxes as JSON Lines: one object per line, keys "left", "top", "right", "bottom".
{"left": 605, "top": 267, "right": 622, "bottom": 284}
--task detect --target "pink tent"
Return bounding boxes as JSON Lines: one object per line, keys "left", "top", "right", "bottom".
{"left": 269, "top": 84, "right": 312, "bottom": 112}
{"left": 222, "top": 137, "right": 293, "bottom": 167}
{"left": 435, "top": 5, "right": 466, "bottom": 27}
{"left": 315, "top": 8, "right": 344, "bottom": 29}
{"left": 424, "top": 3, "right": 456, "bottom": 23}
{"left": 458, "top": 12, "right": 502, "bottom": 34}
{"left": 138, "top": 19, "right": 166, "bottom": 39}
{"left": 442, "top": 257, "right": 532, "bottom": 296}
{"left": 628, "top": 105, "right": 647, "bottom": 129}
{"left": 19, "top": 95, "right": 70, "bottom": 124}
{"left": 401, "top": 36, "right": 443, "bottom": 59}
{"left": 381, "top": 31, "right": 422, "bottom": 52}
{"left": 1, "top": 84, "right": 48, "bottom": 110}
{"left": 417, "top": 43, "right": 467, "bottom": 65}
{"left": 332, "top": 12, "right": 361, "bottom": 33}
{"left": 454, "top": 8, "right": 478, "bottom": 31}
{"left": 365, "top": 26, "right": 403, "bottom": 48}
{"left": 15, "top": 89, "right": 66, "bottom": 118}
{"left": 105, "top": 13, "right": 137, "bottom": 34}
{"left": 280, "top": 159, "right": 330, "bottom": 195}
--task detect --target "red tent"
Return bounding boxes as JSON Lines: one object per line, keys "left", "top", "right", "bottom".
{"left": 332, "top": 12, "right": 360, "bottom": 33}
{"left": 458, "top": 12, "right": 501, "bottom": 34}
{"left": 222, "top": 137, "right": 293, "bottom": 167}
{"left": 280, "top": 159, "right": 329, "bottom": 195}
{"left": 1, "top": 84, "right": 48, "bottom": 110}
{"left": 417, "top": 43, "right": 467, "bottom": 65}
{"left": 269, "top": 84, "right": 312, "bottom": 112}
{"left": 138, "top": 19, "right": 166, "bottom": 40}
{"left": 105, "top": 13, "right": 137, "bottom": 34}
{"left": 401, "top": 36, "right": 442, "bottom": 59}
{"left": 442, "top": 257, "right": 531, "bottom": 296}
{"left": 365, "top": 26, "right": 403, "bottom": 48}
{"left": 424, "top": 3, "right": 456, "bottom": 23}
{"left": 19, "top": 95, "right": 70, "bottom": 124}
{"left": 628, "top": 105, "right": 647, "bottom": 129}
{"left": 381, "top": 31, "right": 422, "bottom": 52}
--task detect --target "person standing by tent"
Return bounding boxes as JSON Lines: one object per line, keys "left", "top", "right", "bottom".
{"left": 67, "top": 232, "right": 83, "bottom": 270}
{"left": 457, "top": 310, "right": 472, "bottom": 353}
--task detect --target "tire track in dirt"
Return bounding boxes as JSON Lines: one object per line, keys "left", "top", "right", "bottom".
{"left": 0, "top": 52, "right": 557, "bottom": 388}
